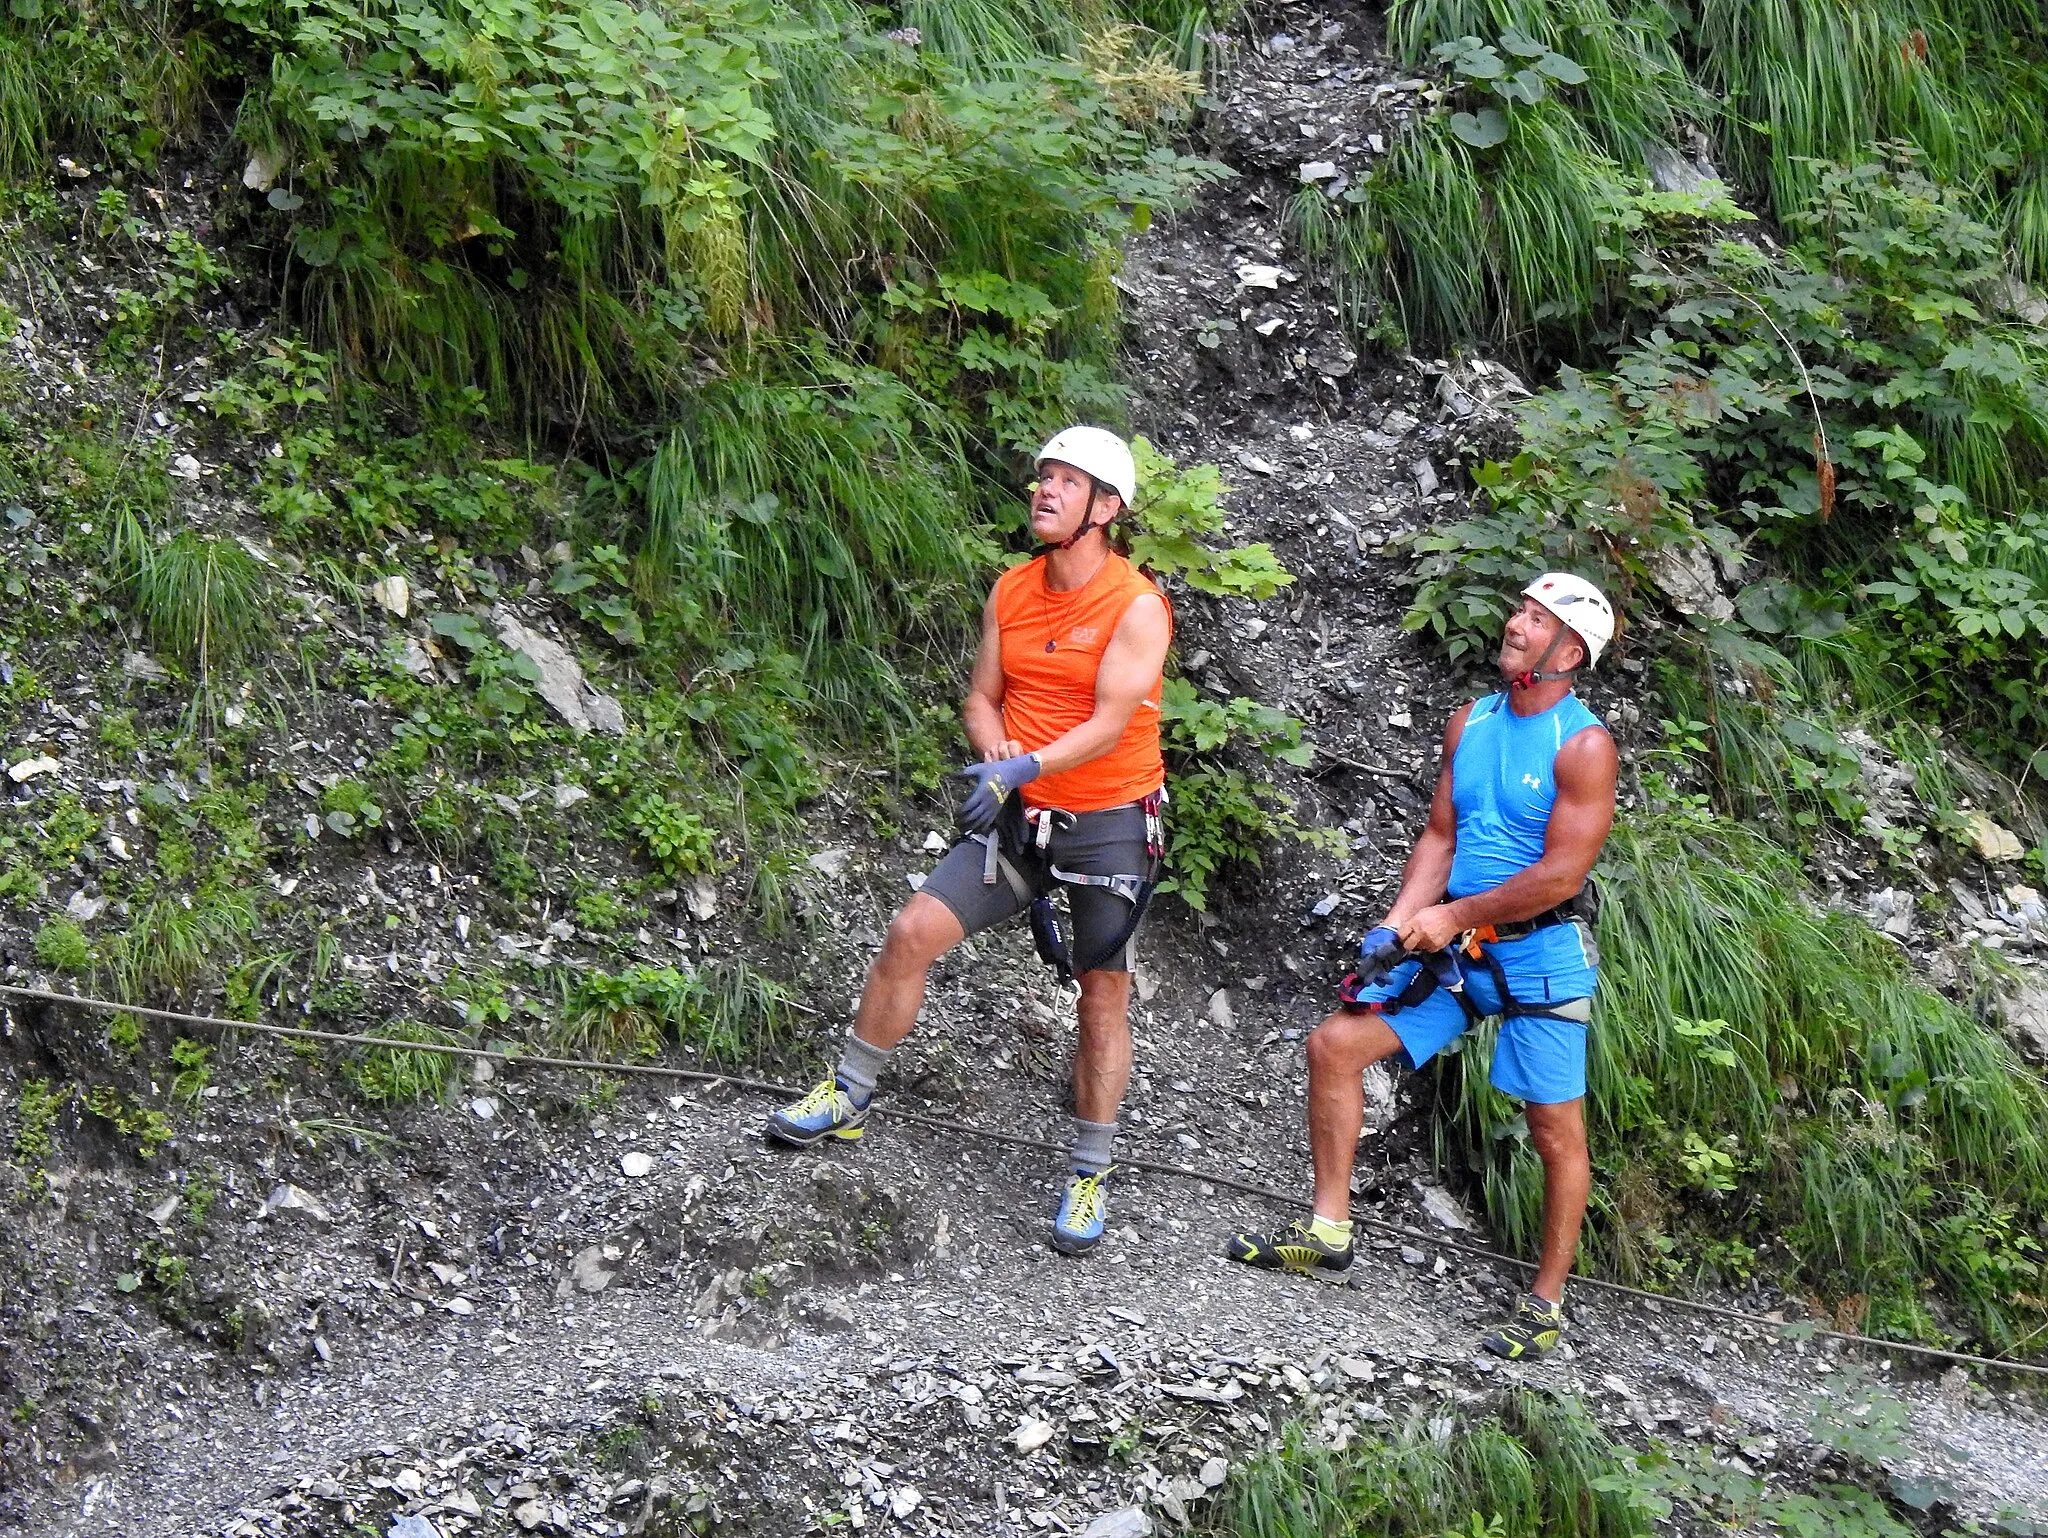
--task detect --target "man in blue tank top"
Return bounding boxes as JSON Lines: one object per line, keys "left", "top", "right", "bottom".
{"left": 1226, "top": 573, "right": 1619, "bottom": 1360}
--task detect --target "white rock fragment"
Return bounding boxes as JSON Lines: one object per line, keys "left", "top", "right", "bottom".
{"left": 369, "top": 574, "right": 410, "bottom": 618}
{"left": 1234, "top": 449, "right": 1278, "bottom": 475}
{"left": 469, "top": 1097, "right": 497, "bottom": 1121}
{"left": 620, "top": 1151, "right": 654, "bottom": 1178}
{"left": 242, "top": 147, "right": 286, "bottom": 192}
{"left": 889, "top": 1487, "right": 921, "bottom": 1519}
{"left": 7, "top": 754, "right": 60, "bottom": 783}
{"left": 1963, "top": 811, "right": 2026, "bottom": 863}
{"left": 66, "top": 891, "right": 104, "bottom": 921}
{"left": 1012, "top": 1419, "right": 1056, "bottom": 1454}
{"left": 1234, "top": 262, "right": 1294, "bottom": 289}
{"left": 1417, "top": 1182, "right": 1474, "bottom": 1231}
{"left": 259, "top": 1184, "right": 332, "bottom": 1223}
{"left": 169, "top": 453, "right": 203, "bottom": 480}
{"left": 809, "top": 847, "right": 853, "bottom": 877}
{"left": 491, "top": 607, "right": 626, "bottom": 737}
{"left": 921, "top": 829, "right": 950, "bottom": 853}
{"left": 684, "top": 874, "right": 718, "bottom": 922}
{"left": 551, "top": 783, "right": 590, "bottom": 811}
{"left": 1207, "top": 988, "right": 1234, "bottom": 1030}
{"left": 1298, "top": 160, "right": 1340, "bottom": 182}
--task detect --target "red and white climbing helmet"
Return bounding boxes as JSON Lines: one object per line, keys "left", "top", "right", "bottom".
{"left": 1523, "top": 572, "right": 1616, "bottom": 667}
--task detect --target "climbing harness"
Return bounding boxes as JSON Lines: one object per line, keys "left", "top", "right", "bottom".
{"left": 7, "top": 982, "right": 2047, "bottom": 1383}
{"left": 1022, "top": 790, "right": 1166, "bottom": 981}
{"left": 1338, "top": 882, "right": 1600, "bottom": 1023}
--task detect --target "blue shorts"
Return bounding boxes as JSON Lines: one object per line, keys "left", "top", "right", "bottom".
{"left": 1346, "top": 923, "right": 1598, "bottom": 1104}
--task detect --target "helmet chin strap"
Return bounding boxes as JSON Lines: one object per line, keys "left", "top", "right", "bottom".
{"left": 1509, "top": 628, "right": 1579, "bottom": 690}
{"left": 1049, "top": 479, "right": 1109, "bottom": 550}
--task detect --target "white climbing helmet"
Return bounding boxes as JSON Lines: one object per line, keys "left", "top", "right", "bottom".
{"left": 1523, "top": 572, "right": 1616, "bottom": 668}
{"left": 1035, "top": 426, "right": 1137, "bottom": 508}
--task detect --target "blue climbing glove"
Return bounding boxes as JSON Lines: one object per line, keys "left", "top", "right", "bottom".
{"left": 1353, "top": 925, "right": 1405, "bottom": 989}
{"left": 952, "top": 752, "right": 1041, "bottom": 835}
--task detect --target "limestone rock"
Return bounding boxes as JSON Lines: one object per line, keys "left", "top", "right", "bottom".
{"left": 492, "top": 608, "right": 626, "bottom": 737}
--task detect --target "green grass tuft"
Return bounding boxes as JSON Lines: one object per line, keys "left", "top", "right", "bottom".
{"left": 1206, "top": 1391, "right": 1652, "bottom": 1537}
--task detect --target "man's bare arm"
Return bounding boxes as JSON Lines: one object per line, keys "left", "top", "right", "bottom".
{"left": 1028, "top": 593, "right": 1171, "bottom": 776}
{"left": 1400, "top": 726, "right": 1617, "bottom": 951}
{"left": 962, "top": 594, "right": 1011, "bottom": 759}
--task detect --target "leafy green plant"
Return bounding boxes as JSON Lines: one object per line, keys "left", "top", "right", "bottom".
{"left": 1157, "top": 766, "right": 1303, "bottom": 913}
{"left": 1156, "top": 678, "right": 1328, "bottom": 911}
{"left": 10, "top": 1078, "right": 68, "bottom": 1186}
{"left": 1127, "top": 438, "right": 1294, "bottom": 599}
{"left": 82, "top": 1085, "right": 174, "bottom": 1159}
{"left": 558, "top": 965, "right": 704, "bottom": 1061}
{"left": 623, "top": 795, "right": 718, "bottom": 881}
{"left": 319, "top": 779, "right": 385, "bottom": 838}
{"left": 122, "top": 525, "right": 271, "bottom": 679}
{"left": 109, "top": 883, "right": 260, "bottom": 1000}
{"left": 168, "top": 1038, "right": 211, "bottom": 1105}
{"left": 32, "top": 918, "right": 92, "bottom": 975}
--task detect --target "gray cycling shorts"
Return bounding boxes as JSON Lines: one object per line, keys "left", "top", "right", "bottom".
{"left": 919, "top": 802, "right": 1151, "bottom": 974}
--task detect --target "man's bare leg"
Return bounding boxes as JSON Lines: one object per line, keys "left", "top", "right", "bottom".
{"left": 1053, "top": 968, "right": 1135, "bottom": 1253}
{"left": 1072, "top": 969, "right": 1134, "bottom": 1124}
{"left": 850, "top": 893, "right": 966, "bottom": 1051}
{"left": 1523, "top": 1097, "right": 1590, "bottom": 1304}
{"left": 1304, "top": 1007, "right": 1406, "bottom": 1222}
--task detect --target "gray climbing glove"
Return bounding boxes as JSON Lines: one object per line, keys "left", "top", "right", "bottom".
{"left": 951, "top": 752, "right": 1041, "bottom": 835}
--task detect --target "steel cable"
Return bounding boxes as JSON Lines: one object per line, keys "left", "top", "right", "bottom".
{"left": 5, "top": 981, "right": 2045, "bottom": 1382}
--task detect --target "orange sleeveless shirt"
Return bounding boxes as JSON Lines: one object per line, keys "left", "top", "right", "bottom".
{"left": 992, "top": 551, "right": 1171, "bottom": 812}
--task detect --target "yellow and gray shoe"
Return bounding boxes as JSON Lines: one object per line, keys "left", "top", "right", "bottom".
{"left": 1224, "top": 1217, "right": 1354, "bottom": 1275}
{"left": 765, "top": 1077, "right": 868, "bottom": 1148}
{"left": 1480, "top": 1292, "right": 1565, "bottom": 1359}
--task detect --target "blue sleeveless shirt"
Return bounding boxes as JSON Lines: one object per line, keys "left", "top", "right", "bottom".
{"left": 1447, "top": 691, "right": 1607, "bottom": 901}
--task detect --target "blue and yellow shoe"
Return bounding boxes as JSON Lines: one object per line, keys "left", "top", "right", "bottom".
{"left": 765, "top": 1077, "right": 868, "bottom": 1148}
{"left": 1052, "top": 1167, "right": 1112, "bottom": 1256}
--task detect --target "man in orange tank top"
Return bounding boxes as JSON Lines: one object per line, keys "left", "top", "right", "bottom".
{"left": 766, "top": 427, "right": 1173, "bottom": 1257}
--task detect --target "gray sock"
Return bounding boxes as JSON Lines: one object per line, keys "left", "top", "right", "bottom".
{"left": 1071, "top": 1117, "right": 1117, "bottom": 1174}
{"left": 834, "top": 1035, "right": 892, "bottom": 1106}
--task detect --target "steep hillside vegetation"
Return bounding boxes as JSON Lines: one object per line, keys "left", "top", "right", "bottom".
{"left": 5, "top": 0, "right": 2048, "bottom": 1529}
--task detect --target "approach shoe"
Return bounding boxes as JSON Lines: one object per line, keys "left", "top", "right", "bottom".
{"left": 1480, "top": 1292, "right": 1565, "bottom": 1360}
{"left": 1224, "top": 1218, "right": 1355, "bottom": 1275}
{"left": 765, "top": 1077, "right": 868, "bottom": 1148}
{"left": 1052, "top": 1167, "right": 1112, "bottom": 1256}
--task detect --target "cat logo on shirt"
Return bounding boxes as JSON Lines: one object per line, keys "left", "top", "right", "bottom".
{"left": 1521, "top": 773, "right": 1543, "bottom": 791}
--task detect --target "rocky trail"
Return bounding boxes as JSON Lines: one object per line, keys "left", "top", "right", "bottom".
{"left": 7, "top": 3, "right": 2048, "bottom": 1535}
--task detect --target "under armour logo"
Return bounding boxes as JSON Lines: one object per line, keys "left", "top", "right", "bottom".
{"left": 1521, "top": 773, "right": 1542, "bottom": 790}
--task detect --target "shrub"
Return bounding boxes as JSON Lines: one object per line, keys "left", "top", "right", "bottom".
{"left": 32, "top": 919, "right": 92, "bottom": 975}
{"left": 623, "top": 795, "right": 717, "bottom": 881}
